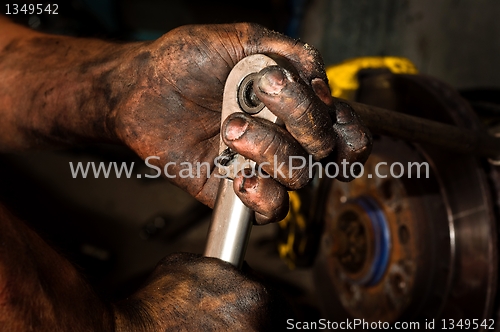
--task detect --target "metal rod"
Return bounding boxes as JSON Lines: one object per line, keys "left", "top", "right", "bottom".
{"left": 346, "top": 100, "right": 500, "bottom": 160}
{"left": 204, "top": 178, "right": 253, "bottom": 268}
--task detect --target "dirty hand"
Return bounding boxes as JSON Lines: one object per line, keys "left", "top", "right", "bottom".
{"left": 0, "top": 207, "right": 288, "bottom": 331}
{"left": 0, "top": 19, "right": 368, "bottom": 331}
{"left": 112, "top": 24, "right": 371, "bottom": 224}
{"left": 113, "top": 252, "right": 288, "bottom": 332}
{"left": 0, "top": 18, "right": 371, "bottom": 224}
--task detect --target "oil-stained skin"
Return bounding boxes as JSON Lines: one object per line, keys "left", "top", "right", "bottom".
{"left": 118, "top": 24, "right": 370, "bottom": 222}
{"left": 0, "top": 18, "right": 371, "bottom": 331}
{"left": 310, "top": 78, "right": 373, "bottom": 180}
{"left": 112, "top": 23, "right": 342, "bottom": 220}
{"left": 0, "top": 204, "right": 114, "bottom": 332}
{"left": 115, "top": 253, "right": 291, "bottom": 332}
{"left": 0, "top": 203, "right": 288, "bottom": 331}
{"left": 233, "top": 168, "right": 289, "bottom": 224}
{"left": 0, "top": 21, "right": 372, "bottom": 225}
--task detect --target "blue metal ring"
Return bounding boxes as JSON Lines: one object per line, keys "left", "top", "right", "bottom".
{"left": 353, "top": 196, "right": 391, "bottom": 286}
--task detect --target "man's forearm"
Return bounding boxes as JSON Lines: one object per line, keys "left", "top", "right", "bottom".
{"left": 0, "top": 204, "right": 115, "bottom": 331}
{"left": 0, "top": 16, "right": 140, "bottom": 150}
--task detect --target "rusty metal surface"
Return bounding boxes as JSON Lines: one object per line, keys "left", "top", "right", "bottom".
{"left": 317, "top": 137, "right": 450, "bottom": 323}
{"left": 314, "top": 73, "right": 497, "bottom": 326}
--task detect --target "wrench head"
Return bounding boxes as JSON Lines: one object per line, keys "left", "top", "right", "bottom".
{"left": 219, "top": 54, "right": 281, "bottom": 179}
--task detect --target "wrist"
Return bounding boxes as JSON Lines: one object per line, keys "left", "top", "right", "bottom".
{"left": 104, "top": 40, "right": 156, "bottom": 145}
{"left": 0, "top": 26, "right": 146, "bottom": 149}
{"left": 80, "top": 40, "right": 145, "bottom": 143}
{"left": 54, "top": 38, "right": 146, "bottom": 144}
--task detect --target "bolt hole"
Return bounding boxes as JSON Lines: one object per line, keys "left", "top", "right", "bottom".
{"left": 238, "top": 73, "right": 264, "bottom": 114}
{"left": 243, "top": 80, "right": 260, "bottom": 107}
{"left": 398, "top": 225, "right": 410, "bottom": 244}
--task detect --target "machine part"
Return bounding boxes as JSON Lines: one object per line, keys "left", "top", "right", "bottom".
{"left": 325, "top": 56, "right": 500, "bottom": 160}
{"left": 277, "top": 174, "right": 328, "bottom": 269}
{"left": 346, "top": 100, "right": 500, "bottom": 160}
{"left": 237, "top": 73, "right": 265, "bottom": 115}
{"left": 341, "top": 196, "right": 391, "bottom": 286}
{"left": 206, "top": 179, "right": 254, "bottom": 266}
{"left": 278, "top": 69, "right": 500, "bottom": 272}
{"left": 278, "top": 191, "right": 307, "bottom": 269}
{"left": 314, "top": 73, "right": 498, "bottom": 326}
{"left": 326, "top": 56, "right": 418, "bottom": 100}
{"left": 276, "top": 56, "right": 414, "bottom": 270}
{"left": 317, "top": 140, "right": 446, "bottom": 322}
{"left": 204, "top": 54, "right": 280, "bottom": 268}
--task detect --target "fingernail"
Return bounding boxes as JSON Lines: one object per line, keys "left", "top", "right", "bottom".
{"left": 225, "top": 116, "right": 248, "bottom": 141}
{"left": 312, "top": 78, "right": 333, "bottom": 105}
{"left": 258, "top": 67, "right": 287, "bottom": 95}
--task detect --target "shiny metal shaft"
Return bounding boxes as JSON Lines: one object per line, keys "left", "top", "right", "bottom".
{"left": 204, "top": 178, "right": 253, "bottom": 268}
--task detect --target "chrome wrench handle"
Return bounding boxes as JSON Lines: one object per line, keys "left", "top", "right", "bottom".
{"left": 204, "top": 54, "right": 281, "bottom": 268}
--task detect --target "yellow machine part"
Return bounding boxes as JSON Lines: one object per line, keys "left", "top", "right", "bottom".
{"left": 327, "top": 56, "right": 418, "bottom": 99}
{"left": 278, "top": 191, "right": 307, "bottom": 269}
{"left": 278, "top": 56, "right": 418, "bottom": 269}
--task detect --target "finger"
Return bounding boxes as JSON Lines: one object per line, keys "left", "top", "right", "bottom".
{"left": 325, "top": 100, "right": 373, "bottom": 181}
{"left": 232, "top": 169, "right": 289, "bottom": 225}
{"left": 222, "top": 113, "right": 310, "bottom": 190}
{"left": 233, "top": 23, "right": 327, "bottom": 84}
{"left": 310, "top": 78, "right": 373, "bottom": 181}
{"left": 253, "top": 66, "right": 336, "bottom": 160}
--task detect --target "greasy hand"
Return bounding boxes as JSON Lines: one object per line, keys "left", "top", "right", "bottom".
{"left": 113, "top": 253, "right": 289, "bottom": 332}
{"left": 113, "top": 24, "right": 371, "bottom": 223}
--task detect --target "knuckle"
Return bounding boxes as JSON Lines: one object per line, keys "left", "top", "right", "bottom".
{"left": 290, "top": 91, "right": 314, "bottom": 120}
{"left": 158, "top": 252, "right": 183, "bottom": 265}
{"left": 290, "top": 106, "right": 335, "bottom": 159}
{"left": 155, "top": 252, "right": 189, "bottom": 272}
{"left": 237, "top": 22, "right": 266, "bottom": 35}
{"left": 243, "top": 280, "right": 268, "bottom": 299}
{"left": 296, "top": 43, "right": 327, "bottom": 80}
{"left": 260, "top": 130, "right": 282, "bottom": 158}
{"left": 305, "top": 43, "right": 322, "bottom": 61}
{"left": 287, "top": 163, "right": 310, "bottom": 190}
